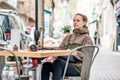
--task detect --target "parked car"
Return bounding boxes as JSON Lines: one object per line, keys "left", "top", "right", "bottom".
{"left": 0, "top": 26, "right": 5, "bottom": 41}
{"left": 0, "top": 26, "right": 6, "bottom": 48}
{"left": 0, "top": 9, "right": 32, "bottom": 50}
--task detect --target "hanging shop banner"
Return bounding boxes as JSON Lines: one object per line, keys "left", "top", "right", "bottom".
{"left": 44, "top": 10, "right": 51, "bottom": 38}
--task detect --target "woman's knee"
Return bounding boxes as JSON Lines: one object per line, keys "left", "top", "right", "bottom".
{"left": 43, "top": 62, "right": 52, "bottom": 68}
{"left": 53, "top": 59, "right": 65, "bottom": 67}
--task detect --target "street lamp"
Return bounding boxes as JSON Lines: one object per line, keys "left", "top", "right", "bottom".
{"left": 34, "top": 0, "right": 40, "bottom": 45}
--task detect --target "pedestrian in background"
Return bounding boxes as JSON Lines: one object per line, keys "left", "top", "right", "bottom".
{"left": 94, "top": 30, "right": 101, "bottom": 45}
{"left": 98, "top": 32, "right": 101, "bottom": 45}
{"left": 41, "top": 13, "right": 93, "bottom": 80}
{"left": 94, "top": 30, "right": 98, "bottom": 45}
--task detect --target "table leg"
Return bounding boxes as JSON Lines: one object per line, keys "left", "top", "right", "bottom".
{"left": 0, "top": 56, "right": 5, "bottom": 80}
{"left": 35, "top": 64, "right": 42, "bottom": 80}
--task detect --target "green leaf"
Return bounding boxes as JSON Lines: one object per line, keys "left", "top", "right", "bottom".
{"left": 61, "top": 25, "right": 72, "bottom": 33}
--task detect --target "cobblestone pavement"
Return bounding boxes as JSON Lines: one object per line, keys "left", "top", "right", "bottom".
{"left": 89, "top": 47, "right": 120, "bottom": 80}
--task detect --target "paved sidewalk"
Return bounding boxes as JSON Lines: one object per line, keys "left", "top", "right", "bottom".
{"left": 89, "top": 47, "right": 120, "bottom": 80}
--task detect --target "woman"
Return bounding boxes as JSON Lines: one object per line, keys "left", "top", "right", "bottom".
{"left": 41, "top": 13, "right": 93, "bottom": 80}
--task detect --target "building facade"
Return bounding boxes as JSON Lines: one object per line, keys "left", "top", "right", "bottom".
{"left": 89, "top": 0, "right": 115, "bottom": 51}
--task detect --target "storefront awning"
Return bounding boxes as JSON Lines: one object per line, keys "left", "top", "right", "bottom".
{"left": 89, "top": 20, "right": 98, "bottom": 24}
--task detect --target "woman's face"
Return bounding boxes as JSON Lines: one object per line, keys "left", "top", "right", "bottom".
{"left": 73, "top": 15, "right": 86, "bottom": 29}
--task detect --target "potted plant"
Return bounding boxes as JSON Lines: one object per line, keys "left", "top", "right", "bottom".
{"left": 61, "top": 25, "right": 72, "bottom": 33}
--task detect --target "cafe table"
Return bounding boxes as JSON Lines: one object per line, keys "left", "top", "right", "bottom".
{"left": 0, "top": 50, "right": 72, "bottom": 58}
{"left": 0, "top": 49, "right": 72, "bottom": 80}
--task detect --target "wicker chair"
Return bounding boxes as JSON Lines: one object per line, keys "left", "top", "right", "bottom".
{"left": 62, "top": 45, "right": 99, "bottom": 80}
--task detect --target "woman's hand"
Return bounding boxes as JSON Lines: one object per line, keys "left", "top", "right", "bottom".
{"left": 41, "top": 56, "right": 56, "bottom": 63}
